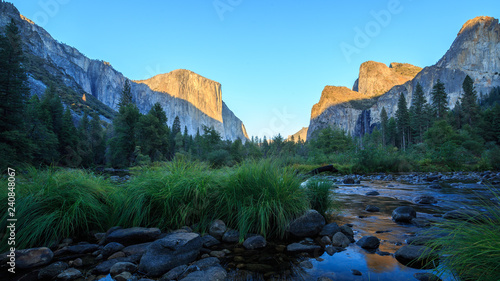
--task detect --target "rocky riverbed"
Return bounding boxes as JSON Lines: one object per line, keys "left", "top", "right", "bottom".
{"left": 2, "top": 171, "right": 499, "bottom": 281}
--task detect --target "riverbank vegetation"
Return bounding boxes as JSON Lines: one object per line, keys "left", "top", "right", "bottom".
{"left": 0, "top": 160, "right": 335, "bottom": 252}
{"left": 425, "top": 188, "right": 500, "bottom": 281}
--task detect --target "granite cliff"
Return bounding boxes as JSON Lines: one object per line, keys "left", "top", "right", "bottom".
{"left": 308, "top": 16, "right": 500, "bottom": 140}
{"left": 0, "top": 2, "right": 248, "bottom": 141}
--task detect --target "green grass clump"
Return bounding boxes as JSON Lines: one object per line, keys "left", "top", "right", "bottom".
{"left": 425, "top": 189, "right": 500, "bottom": 281}
{"left": 304, "top": 179, "right": 336, "bottom": 215}
{"left": 113, "top": 159, "right": 223, "bottom": 231}
{"left": 221, "top": 160, "right": 309, "bottom": 239}
{"left": 0, "top": 168, "right": 113, "bottom": 251}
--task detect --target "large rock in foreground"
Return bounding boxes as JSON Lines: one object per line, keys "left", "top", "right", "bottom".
{"left": 105, "top": 227, "right": 161, "bottom": 245}
{"left": 16, "top": 247, "right": 53, "bottom": 269}
{"left": 288, "top": 209, "right": 326, "bottom": 237}
{"left": 139, "top": 232, "right": 202, "bottom": 277}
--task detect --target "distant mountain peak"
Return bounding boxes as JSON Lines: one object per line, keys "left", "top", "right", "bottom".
{"left": 458, "top": 16, "right": 498, "bottom": 36}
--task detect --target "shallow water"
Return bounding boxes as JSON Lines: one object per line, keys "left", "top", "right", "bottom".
{"left": 225, "top": 178, "right": 496, "bottom": 281}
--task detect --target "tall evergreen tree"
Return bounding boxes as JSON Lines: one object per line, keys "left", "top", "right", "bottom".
{"left": 136, "top": 103, "right": 170, "bottom": 162}
{"left": 396, "top": 93, "right": 410, "bottom": 150}
{"left": 89, "top": 112, "right": 106, "bottom": 165}
{"left": 118, "top": 80, "right": 133, "bottom": 107}
{"left": 460, "top": 75, "right": 479, "bottom": 126}
{"left": 109, "top": 82, "right": 141, "bottom": 167}
{"left": 431, "top": 79, "right": 448, "bottom": 119}
{"left": 380, "top": 107, "right": 388, "bottom": 146}
{"left": 0, "top": 19, "right": 32, "bottom": 167}
{"left": 409, "top": 83, "right": 427, "bottom": 143}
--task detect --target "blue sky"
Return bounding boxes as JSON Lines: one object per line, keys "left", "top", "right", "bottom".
{"left": 10, "top": 0, "right": 500, "bottom": 139}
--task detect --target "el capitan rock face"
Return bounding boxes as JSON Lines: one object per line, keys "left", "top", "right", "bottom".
{"left": 308, "top": 16, "right": 500, "bottom": 140}
{"left": 0, "top": 2, "right": 248, "bottom": 141}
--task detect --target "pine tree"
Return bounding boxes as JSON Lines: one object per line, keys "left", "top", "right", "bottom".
{"left": 431, "top": 79, "right": 448, "bottom": 119}
{"left": 380, "top": 107, "right": 388, "bottom": 146}
{"left": 396, "top": 93, "right": 410, "bottom": 150}
{"left": 78, "top": 111, "right": 93, "bottom": 167}
{"left": 59, "top": 108, "right": 79, "bottom": 166}
{"left": 25, "top": 95, "right": 58, "bottom": 165}
{"left": 109, "top": 81, "right": 141, "bottom": 167}
{"left": 0, "top": 19, "right": 32, "bottom": 167}
{"left": 118, "top": 80, "right": 133, "bottom": 107}
{"left": 409, "top": 83, "right": 427, "bottom": 143}
{"left": 89, "top": 112, "right": 106, "bottom": 165}
{"left": 460, "top": 75, "right": 479, "bottom": 126}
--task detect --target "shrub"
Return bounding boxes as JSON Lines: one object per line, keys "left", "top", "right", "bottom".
{"left": 0, "top": 168, "right": 113, "bottom": 251}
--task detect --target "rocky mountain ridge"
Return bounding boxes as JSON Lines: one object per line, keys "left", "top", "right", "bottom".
{"left": 308, "top": 16, "right": 500, "bottom": 140}
{"left": 0, "top": 1, "right": 248, "bottom": 141}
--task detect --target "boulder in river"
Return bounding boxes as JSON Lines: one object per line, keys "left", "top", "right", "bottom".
{"left": 287, "top": 240, "right": 322, "bottom": 253}
{"left": 413, "top": 195, "right": 437, "bottom": 204}
{"left": 395, "top": 245, "right": 438, "bottom": 269}
{"left": 365, "top": 205, "right": 380, "bottom": 212}
{"left": 365, "top": 191, "right": 380, "bottom": 196}
{"left": 443, "top": 209, "right": 481, "bottom": 221}
{"left": 222, "top": 229, "right": 240, "bottom": 243}
{"left": 242, "top": 235, "right": 266, "bottom": 250}
{"left": 331, "top": 232, "right": 350, "bottom": 248}
{"left": 319, "top": 223, "right": 341, "bottom": 237}
{"left": 288, "top": 209, "right": 326, "bottom": 237}
{"left": 392, "top": 206, "right": 417, "bottom": 223}
{"left": 38, "top": 261, "right": 69, "bottom": 280}
{"left": 139, "top": 232, "right": 202, "bottom": 277}
{"left": 356, "top": 236, "right": 380, "bottom": 250}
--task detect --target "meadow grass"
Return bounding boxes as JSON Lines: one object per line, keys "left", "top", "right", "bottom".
{"left": 425, "top": 188, "right": 500, "bottom": 281}
{"left": 304, "top": 178, "right": 337, "bottom": 216}
{"left": 0, "top": 168, "right": 113, "bottom": 252}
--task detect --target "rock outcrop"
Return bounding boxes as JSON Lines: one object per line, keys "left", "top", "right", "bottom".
{"left": 308, "top": 16, "right": 500, "bottom": 140}
{"left": 287, "top": 127, "right": 308, "bottom": 142}
{"left": 0, "top": 2, "right": 248, "bottom": 141}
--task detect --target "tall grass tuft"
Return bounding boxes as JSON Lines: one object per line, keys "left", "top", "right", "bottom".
{"left": 221, "top": 160, "right": 309, "bottom": 239}
{"left": 113, "top": 159, "right": 224, "bottom": 231}
{"left": 425, "top": 188, "right": 500, "bottom": 281}
{"left": 304, "top": 179, "right": 336, "bottom": 215}
{"left": 0, "top": 168, "right": 113, "bottom": 251}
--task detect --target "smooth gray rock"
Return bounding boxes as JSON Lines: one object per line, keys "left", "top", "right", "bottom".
{"left": 356, "top": 236, "right": 380, "bottom": 249}
{"left": 365, "top": 191, "right": 380, "bottom": 196}
{"left": 319, "top": 223, "right": 341, "bottom": 236}
{"left": 288, "top": 209, "right": 326, "bottom": 237}
{"left": 395, "top": 245, "right": 438, "bottom": 269}
{"left": 56, "top": 268, "right": 82, "bottom": 281}
{"left": 110, "top": 262, "right": 137, "bottom": 276}
{"left": 414, "top": 195, "right": 437, "bottom": 204}
{"left": 160, "top": 264, "right": 188, "bottom": 281}
{"left": 38, "top": 261, "right": 69, "bottom": 280}
{"left": 102, "top": 242, "right": 125, "bottom": 257}
{"left": 122, "top": 242, "right": 151, "bottom": 256}
{"left": 392, "top": 206, "right": 417, "bottom": 223}
{"left": 414, "top": 272, "right": 442, "bottom": 281}
{"left": 443, "top": 209, "right": 481, "bottom": 221}
{"left": 179, "top": 265, "right": 227, "bottom": 281}
{"left": 114, "top": 271, "right": 133, "bottom": 281}
{"left": 365, "top": 205, "right": 380, "bottom": 212}
{"left": 222, "top": 229, "right": 240, "bottom": 243}
{"left": 105, "top": 227, "right": 161, "bottom": 245}
{"left": 201, "top": 235, "right": 220, "bottom": 247}
{"left": 287, "top": 241, "right": 322, "bottom": 253}
{"left": 209, "top": 220, "right": 227, "bottom": 240}
{"left": 331, "top": 232, "right": 350, "bottom": 248}
{"left": 16, "top": 247, "right": 53, "bottom": 269}
{"left": 138, "top": 232, "right": 202, "bottom": 277}
{"left": 242, "top": 235, "right": 266, "bottom": 250}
